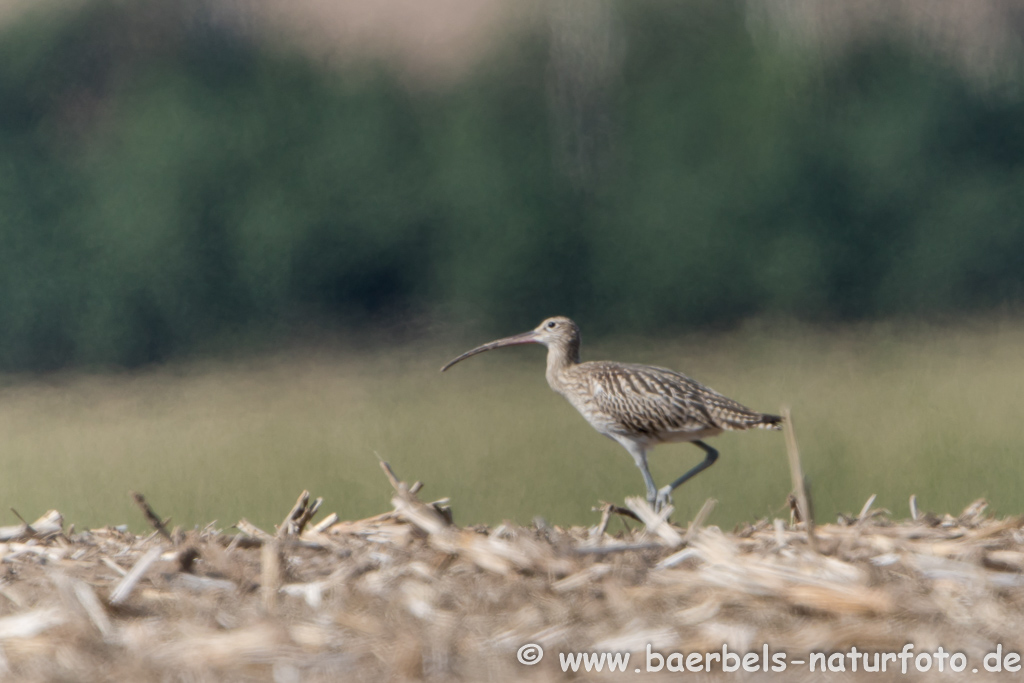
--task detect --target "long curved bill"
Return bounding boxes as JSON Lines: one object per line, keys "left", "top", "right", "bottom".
{"left": 440, "top": 330, "right": 541, "bottom": 372}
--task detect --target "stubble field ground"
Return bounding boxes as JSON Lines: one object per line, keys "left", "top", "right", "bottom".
{"left": 1, "top": 319, "right": 1024, "bottom": 680}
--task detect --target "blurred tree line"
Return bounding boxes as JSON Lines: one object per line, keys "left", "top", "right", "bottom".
{"left": 1, "top": 0, "right": 1023, "bottom": 370}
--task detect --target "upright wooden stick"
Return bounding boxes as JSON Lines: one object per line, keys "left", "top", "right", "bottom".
{"left": 781, "top": 407, "right": 817, "bottom": 551}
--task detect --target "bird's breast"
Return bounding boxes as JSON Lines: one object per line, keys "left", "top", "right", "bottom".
{"left": 548, "top": 374, "right": 626, "bottom": 436}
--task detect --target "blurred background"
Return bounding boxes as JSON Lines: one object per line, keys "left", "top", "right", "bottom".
{"left": 0, "top": 0, "right": 1023, "bottom": 531}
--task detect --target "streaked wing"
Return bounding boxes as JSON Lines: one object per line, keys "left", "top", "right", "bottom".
{"left": 584, "top": 362, "right": 767, "bottom": 437}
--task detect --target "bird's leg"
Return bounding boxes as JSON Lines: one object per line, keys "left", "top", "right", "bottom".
{"left": 655, "top": 440, "right": 719, "bottom": 512}
{"left": 621, "top": 441, "right": 658, "bottom": 507}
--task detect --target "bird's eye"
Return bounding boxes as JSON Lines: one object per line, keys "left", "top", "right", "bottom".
{"left": 546, "top": 321, "right": 557, "bottom": 329}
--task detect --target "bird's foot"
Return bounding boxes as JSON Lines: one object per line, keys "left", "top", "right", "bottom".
{"left": 654, "top": 486, "right": 674, "bottom": 514}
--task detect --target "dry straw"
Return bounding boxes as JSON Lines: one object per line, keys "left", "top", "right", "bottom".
{"left": 0, "top": 462, "right": 1022, "bottom": 681}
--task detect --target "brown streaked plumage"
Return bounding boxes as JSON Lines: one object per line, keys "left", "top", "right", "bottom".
{"left": 441, "top": 316, "right": 781, "bottom": 511}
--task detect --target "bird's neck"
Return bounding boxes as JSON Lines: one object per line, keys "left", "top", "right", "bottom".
{"left": 544, "top": 340, "right": 580, "bottom": 390}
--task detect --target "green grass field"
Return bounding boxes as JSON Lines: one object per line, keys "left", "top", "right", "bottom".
{"left": 1, "top": 319, "right": 1022, "bottom": 533}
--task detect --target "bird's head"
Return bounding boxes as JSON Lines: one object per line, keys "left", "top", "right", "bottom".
{"left": 530, "top": 316, "right": 580, "bottom": 346}
{"left": 441, "top": 316, "right": 581, "bottom": 372}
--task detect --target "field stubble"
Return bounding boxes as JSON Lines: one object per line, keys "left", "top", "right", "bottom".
{"left": 0, "top": 464, "right": 1023, "bottom": 681}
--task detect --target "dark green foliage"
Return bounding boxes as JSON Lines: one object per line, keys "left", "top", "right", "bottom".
{"left": 1, "top": 0, "right": 1023, "bottom": 369}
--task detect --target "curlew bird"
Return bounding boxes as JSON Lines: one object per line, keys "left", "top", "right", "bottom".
{"left": 441, "top": 316, "right": 781, "bottom": 512}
